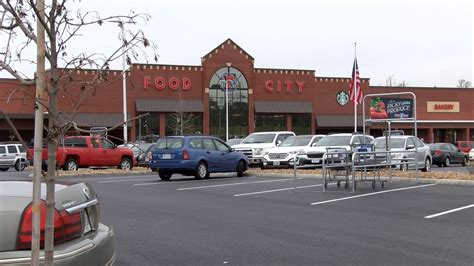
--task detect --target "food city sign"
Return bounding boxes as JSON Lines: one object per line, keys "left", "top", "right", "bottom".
{"left": 427, "top": 101, "right": 459, "bottom": 112}
{"left": 264, "top": 80, "right": 305, "bottom": 93}
{"left": 143, "top": 76, "right": 192, "bottom": 91}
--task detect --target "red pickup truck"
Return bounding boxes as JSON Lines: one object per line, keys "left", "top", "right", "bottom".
{"left": 28, "top": 136, "right": 135, "bottom": 171}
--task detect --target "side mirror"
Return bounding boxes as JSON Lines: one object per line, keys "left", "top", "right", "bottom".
{"left": 276, "top": 140, "right": 282, "bottom": 146}
{"left": 406, "top": 144, "right": 415, "bottom": 150}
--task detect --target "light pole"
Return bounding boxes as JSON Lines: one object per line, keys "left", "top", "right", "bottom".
{"left": 225, "top": 62, "right": 231, "bottom": 142}
{"left": 121, "top": 24, "right": 128, "bottom": 143}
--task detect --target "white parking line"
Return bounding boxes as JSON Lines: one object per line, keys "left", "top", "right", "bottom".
{"left": 99, "top": 178, "right": 159, "bottom": 184}
{"left": 424, "top": 204, "right": 474, "bottom": 219}
{"left": 310, "top": 183, "right": 436, "bottom": 206}
{"left": 234, "top": 183, "right": 335, "bottom": 197}
{"left": 133, "top": 176, "right": 257, "bottom": 187}
{"left": 176, "top": 178, "right": 301, "bottom": 191}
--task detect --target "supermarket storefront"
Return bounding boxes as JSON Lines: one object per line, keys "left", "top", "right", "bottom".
{"left": 0, "top": 39, "right": 473, "bottom": 143}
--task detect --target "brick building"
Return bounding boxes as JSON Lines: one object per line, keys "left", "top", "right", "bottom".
{"left": 1, "top": 39, "right": 473, "bottom": 143}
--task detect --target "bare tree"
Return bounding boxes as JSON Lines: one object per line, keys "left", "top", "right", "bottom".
{"left": 166, "top": 92, "right": 198, "bottom": 135}
{"left": 385, "top": 75, "right": 408, "bottom": 87}
{"left": 457, "top": 79, "right": 472, "bottom": 88}
{"left": 0, "top": 1, "right": 157, "bottom": 264}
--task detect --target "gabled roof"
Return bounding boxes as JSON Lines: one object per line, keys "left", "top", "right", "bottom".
{"left": 202, "top": 38, "right": 254, "bottom": 61}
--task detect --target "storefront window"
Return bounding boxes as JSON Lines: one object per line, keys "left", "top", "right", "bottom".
{"left": 165, "top": 113, "right": 202, "bottom": 136}
{"left": 208, "top": 67, "right": 248, "bottom": 139}
{"left": 292, "top": 114, "right": 311, "bottom": 135}
{"left": 136, "top": 113, "right": 159, "bottom": 141}
{"left": 254, "top": 114, "right": 286, "bottom": 132}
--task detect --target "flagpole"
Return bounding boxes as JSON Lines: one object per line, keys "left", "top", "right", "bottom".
{"left": 353, "top": 42, "right": 357, "bottom": 133}
{"left": 226, "top": 62, "right": 231, "bottom": 142}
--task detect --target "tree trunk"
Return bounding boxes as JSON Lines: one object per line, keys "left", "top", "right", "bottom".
{"left": 32, "top": 0, "right": 45, "bottom": 264}
{"left": 44, "top": 2, "right": 59, "bottom": 263}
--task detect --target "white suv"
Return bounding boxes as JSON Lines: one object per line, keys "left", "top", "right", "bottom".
{"left": 231, "top": 131, "right": 295, "bottom": 166}
{"left": 0, "top": 143, "right": 27, "bottom": 171}
{"left": 299, "top": 133, "right": 374, "bottom": 167}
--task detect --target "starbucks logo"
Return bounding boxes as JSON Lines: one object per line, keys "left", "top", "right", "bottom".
{"left": 336, "top": 90, "right": 349, "bottom": 106}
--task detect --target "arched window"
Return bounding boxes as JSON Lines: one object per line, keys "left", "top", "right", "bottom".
{"left": 208, "top": 67, "right": 248, "bottom": 139}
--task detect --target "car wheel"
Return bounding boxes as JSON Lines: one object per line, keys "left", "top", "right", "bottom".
{"left": 236, "top": 160, "right": 245, "bottom": 177}
{"left": 422, "top": 158, "right": 431, "bottom": 172}
{"left": 461, "top": 157, "right": 468, "bottom": 166}
{"left": 14, "top": 160, "right": 26, "bottom": 171}
{"left": 118, "top": 158, "right": 132, "bottom": 170}
{"left": 195, "top": 161, "right": 208, "bottom": 180}
{"left": 400, "top": 160, "right": 408, "bottom": 171}
{"left": 443, "top": 157, "right": 450, "bottom": 167}
{"left": 158, "top": 170, "right": 172, "bottom": 181}
{"left": 0, "top": 168, "right": 8, "bottom": 171}
{"left": 63, "top": 158, "right": 78, "bottom": 171}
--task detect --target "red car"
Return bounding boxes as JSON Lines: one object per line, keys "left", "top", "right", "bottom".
{"left": 454, "top": 141, "right": 474, "bottom": 154}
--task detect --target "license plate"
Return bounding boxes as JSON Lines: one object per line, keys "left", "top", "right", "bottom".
{"left": 162, "top": 154, "right": 171, "bottom": 159}
{"left": 273, "top": 161, "right": 280, "bottom": 166}
{"left": 311, "top": 159, "right": 320, "bottom": 163}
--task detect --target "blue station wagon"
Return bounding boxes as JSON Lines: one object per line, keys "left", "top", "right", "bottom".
{"left": 149, "top": 136, "right": 249, "bottom": 180}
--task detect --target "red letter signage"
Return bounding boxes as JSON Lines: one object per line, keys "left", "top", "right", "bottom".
{"left": 264, "top": 80, "right": 304, "bottom": 94}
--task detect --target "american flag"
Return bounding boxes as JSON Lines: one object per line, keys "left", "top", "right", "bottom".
{"left": 349, "top": 58, "right": 362, "bottom": 104}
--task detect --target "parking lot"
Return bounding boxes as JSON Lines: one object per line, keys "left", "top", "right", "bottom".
{"left": 33, "top": 171, "right": 470, "bottom": 265}
{"left": 2, "top": 169, "right": 473, "bottom": 265}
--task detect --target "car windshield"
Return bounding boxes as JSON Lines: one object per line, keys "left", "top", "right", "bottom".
{"left": 373, "top": 138, "right": 406, "bottom": 149}
{"left": 427, "top": 143, "right": 442, "bottom": 149}
{"left": 241, "top": 133, "right": 276, "bottom": 144}
{"left": 314, "top": 136, "right": 351, "bottom": 146}
{"left": 279, "top": 136, "right": 312, "bottom": 147}
{"left": 156, "top": 138, "right": 184, "bottom": 149}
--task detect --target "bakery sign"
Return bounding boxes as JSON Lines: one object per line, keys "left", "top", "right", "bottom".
{"left": 427, "top": 101, "right": 460, "bottom": 112}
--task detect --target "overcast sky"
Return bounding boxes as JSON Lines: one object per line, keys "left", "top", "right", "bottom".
{"left": 2, "top": 0, "right": 473, "bottom": 87}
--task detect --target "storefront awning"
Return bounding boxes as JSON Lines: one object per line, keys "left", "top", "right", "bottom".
{"left": 254, "top": 101, "right": 313, "bottom": 113}
{"left": 316, "top": 115, "right": 363, "bottom": 127}
{"left": 73, "top": 113, "right": 125, "bottom": 127}
{"left": 135, "top": 99, "right": 203, "bottom": 113}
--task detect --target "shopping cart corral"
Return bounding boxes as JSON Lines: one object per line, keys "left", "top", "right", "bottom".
{"left": 318, "top": 149, "right": 420, "bottom": 192}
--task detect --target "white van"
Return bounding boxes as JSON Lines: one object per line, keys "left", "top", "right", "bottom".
{"left": 231, "top": 131, "right": 295, "bottom": 166}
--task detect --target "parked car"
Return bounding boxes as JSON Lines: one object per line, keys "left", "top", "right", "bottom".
{"left": 299, "top": 133, "right": 374, "bottom": 167}
{"left": 137, "top": 144, "right": 156, "bottom": 167}
{"left": 427, "top": 143, "right": 469, "bottom": 167}
{"left": 231, "top": 131, "right": 295, "bottom": 166}
{"left": 119, "top": 142, "right": 153, "bottom": 161}
{"left": 262, "top": 135, "right": 324, "bottom": 168}
{"left": 0, "top": 180, "right": 115, "bottom": 265}
{"left": 0, "top": 142, "right": 27, "bottom": 172}
{"left": 469, "top": 149, "right": 474, "bottom": 161}
{"left": 27, "top": 136, "right": 134, "bottom": 171}
{"left": 225, "top": 138, "right": 244, "bottom": 147}
{"left": 454, "top": 141, "right": 474, "bottom": 154}
{"left": 149, "top": 136, "right": 248, "bottom": 180}
{"left": 372, "top": 135, "right": 432, "bottom": 172}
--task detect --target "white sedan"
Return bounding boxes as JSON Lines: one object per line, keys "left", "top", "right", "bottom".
{"left": 469, "top": 148, "right": 474, "bottom": 161}
{"left": 262, "top": 135, "right": 324, "bottom": 169}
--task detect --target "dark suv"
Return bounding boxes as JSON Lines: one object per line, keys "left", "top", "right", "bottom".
{"left": 149, "top": 136, "right": 249, "bottom": 180}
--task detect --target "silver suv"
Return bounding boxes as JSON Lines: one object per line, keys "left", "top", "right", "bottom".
{"left": 0, "top": 143, "right": 27, "bottom": 172}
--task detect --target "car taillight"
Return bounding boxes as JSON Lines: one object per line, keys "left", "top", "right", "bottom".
{"left": 16, "top": 200, "right": 82, "bottom": 250}
{"left": 182, "top": 149, "right": 189, "bottom": 160}
{"left": 433, "top": 150, "right": 441, "bottom": 156}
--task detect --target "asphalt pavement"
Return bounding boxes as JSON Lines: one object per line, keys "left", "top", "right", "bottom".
{"left": 1, "top": 169, "right": 473, "bottom": 265}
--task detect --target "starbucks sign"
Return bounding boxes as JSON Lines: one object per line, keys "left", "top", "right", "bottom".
{"left": 336, "top": 90, "right": 349, "bottom": 106}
